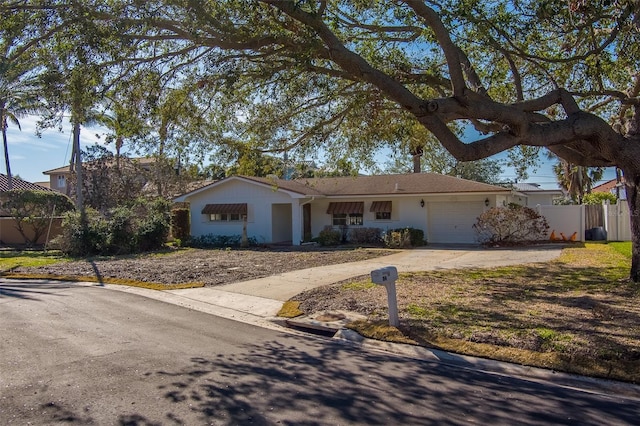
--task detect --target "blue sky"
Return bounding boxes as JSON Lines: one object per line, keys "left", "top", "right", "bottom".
{"left": 4, "top": 115, "right": 617, "bottom": 189}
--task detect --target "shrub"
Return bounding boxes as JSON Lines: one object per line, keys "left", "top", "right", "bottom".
{"left": 583, "top": 192, "right": 617, "bottom": 205}
{"left": 53, "top": 197, "right": 171, "bottom": 256}
{"left": 317, "top": 226, "right": 342, "bottom": 246}
{"left": 170, "top": 208, "right": 191, "bottom": 241}
{"left": 473, "top": 204, "right": 549, "bottom": 244}
{"left": 383, "top": 229, "right": 412, "bottom": 248}
{"left": 348, "top": 227, "right": 383, "bottom": 244}
{"left": 383, "top": 227, "right": 426, "bottom": 248}
{"left": 188, "top": 234, "right": 258, "bottom": 248}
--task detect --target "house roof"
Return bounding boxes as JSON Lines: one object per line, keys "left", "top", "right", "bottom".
{"left": 511, "top": 183, "right": 563, "bottom": 194}
{"left": 174, "top": 173, "right": 513, "bottom": 201}
{"left": 592, "top": 178, "right": 624, "bottom": 193}
{"left": 43, "top": 157, "right": 156, "bottom": 175}
{"left": 0, "top": 174, "right": 55, "bottom": 192}
{"left": 295, "top": 173, "right": 512, "bottom": 196}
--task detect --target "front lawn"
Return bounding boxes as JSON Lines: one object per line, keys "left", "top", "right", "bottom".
{"left": 298, "top": 242, "right": 640, "bottom": 383}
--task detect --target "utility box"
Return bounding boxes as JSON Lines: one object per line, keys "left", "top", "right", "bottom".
{"left": 371, "top": 266, "right": 399, "bottom": 327}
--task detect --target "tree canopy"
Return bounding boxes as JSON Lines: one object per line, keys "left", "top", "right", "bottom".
{"left": 1, "top": 0, "right": 639, "bottom": 280}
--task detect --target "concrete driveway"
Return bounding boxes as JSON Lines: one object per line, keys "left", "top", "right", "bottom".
{"left": 156, "top": 245, "right": 563, "bottom": 322}
{"left": 214, "top": 244, "right": 563, "bottom": 301}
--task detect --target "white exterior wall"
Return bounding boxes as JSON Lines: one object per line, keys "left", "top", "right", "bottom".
{"left": 307, "top": 196, "right": 429, "bottom": 237}
{"left": 186, "top": 180, "right": 300, "bottom": 244}
{"left": 537, "top": 205, "right": 585, "bottom": 242}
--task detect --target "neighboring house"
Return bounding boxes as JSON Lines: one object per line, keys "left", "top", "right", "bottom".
{"left": 173, "top": 173, "right": 526, "bottom": 245}
{"left": 511, "top": 183, "right": 564, "bottom": 206}
{"left": 0, "top": 174, "right": 55, "bottom": 194}
{"left": 0, "top": 174, "right": 59, "bottom": 245}
{"left": 592, "top": 177, "right": 626, "bottom": 200}
{"left": 43, "top": 157, "right": 156, "bottom": 195}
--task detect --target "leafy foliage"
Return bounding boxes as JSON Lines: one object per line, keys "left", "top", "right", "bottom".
{"left": 582, "top": 192, "right": 618, "bottom": 205}
{"left": 170, "top": 208, "right": 190, "bottom": 242}
{"left": 383, "top": 227, "right": 426, "bottom": 248}
{"left": 53, "top": 197, "right": 171, "bottom": 256}
{"left": 187, "top": 234, "right": 258, "bottom": 249}
{"left": 317, "top": 226, "right": 342, "bottom": 246}
{"left": 473, "top": 205, "right": 550, "bottom": 244}
{"left": 0, "top": 190, "right": 74, "bottom": 246}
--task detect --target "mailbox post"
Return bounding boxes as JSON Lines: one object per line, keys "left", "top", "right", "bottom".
{"left": 371, "top": 266, "right": 399, "bottom": 327}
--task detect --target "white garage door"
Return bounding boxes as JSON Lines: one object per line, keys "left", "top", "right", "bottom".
{"left": 428, "top": 202, "right": 484, "bottom": 244}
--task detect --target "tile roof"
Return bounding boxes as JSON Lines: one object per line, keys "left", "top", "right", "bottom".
{"left": 0, "top": 174, "right": 55, "bottom": 192}
{"left": 592, "top": 178, "right": 625, "bottom": 193}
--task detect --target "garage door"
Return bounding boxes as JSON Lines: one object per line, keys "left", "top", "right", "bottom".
{"left": 428, "top": 202, "right": 484, "bottom": 244}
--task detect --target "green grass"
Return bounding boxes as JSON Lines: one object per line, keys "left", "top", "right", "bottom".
{"left": 609, "top": 241, "right": 632, "bottom": 258}
{"left": 0, "top": 250, "right": 68, "bottom": 271}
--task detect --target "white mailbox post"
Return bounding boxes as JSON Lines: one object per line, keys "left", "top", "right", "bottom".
{"left": 371, "top": 266, "right": 399, "bottom": 327}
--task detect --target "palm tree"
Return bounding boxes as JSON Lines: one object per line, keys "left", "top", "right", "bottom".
{"left": 0, "top": 55, "right": 42, "bottom": 190}
{"left": 553, "top": 158, "right": 604, "bottom": 204}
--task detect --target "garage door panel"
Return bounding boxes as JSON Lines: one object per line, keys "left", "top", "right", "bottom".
{"left": 428, "top": 202, "right": 483, "bottom": 244}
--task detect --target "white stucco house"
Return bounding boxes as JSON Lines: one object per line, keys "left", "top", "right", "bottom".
{"left": 511, "top": 183, "right": 564, "bottom": 206}
{"left": 173, "top": 173, "right": 527, "bottom": 245}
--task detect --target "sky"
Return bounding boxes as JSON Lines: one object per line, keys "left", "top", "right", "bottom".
{"left": 4, "top": 115, "right": 617, "bottom": 189}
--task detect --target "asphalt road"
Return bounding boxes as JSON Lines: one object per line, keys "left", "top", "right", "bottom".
{"left": 1, "top": 281, "right": 638, "bottom": 425}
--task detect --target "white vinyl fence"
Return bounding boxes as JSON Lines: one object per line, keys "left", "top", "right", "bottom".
{"left": 536, "top": 201, "right": 631, "bottom": 242}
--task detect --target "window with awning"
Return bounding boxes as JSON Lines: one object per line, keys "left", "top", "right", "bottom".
{"left": 369, "top": 201, "right": 392, "bottom": 213}
{"left": 326, "top": 202, "right": 364, "bottom": 214}
{"left": 202, "top": 203, "right": 247, "bottom": 222}
{"left": 370, "top": 200, "right": 392, "bottom": 220}
{"left": 201, "top": 203, "right": 247, "bottom": 215}
{"left": 327, "top": 202, "right": 364, "bottom": 226}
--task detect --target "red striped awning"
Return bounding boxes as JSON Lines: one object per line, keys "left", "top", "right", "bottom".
{"left": 326, "top": 202, "right": 364, "bottom": 214}
{"left": 369, "top": 201, "right": 392, "bottom": 213}
{"left": 201, "top": 203, "right": 247, "bottom": 215}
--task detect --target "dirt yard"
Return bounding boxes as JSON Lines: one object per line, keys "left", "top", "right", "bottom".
{"left": 11, "top": 246, "right": 394, "bottom": 286}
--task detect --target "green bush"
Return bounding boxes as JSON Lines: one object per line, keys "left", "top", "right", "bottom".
{"left": 170, "top": 208, "right": 191, "bottom": 241}
{"left": 383, "top": 227, "right": 426, "bottom": 247}
{"left": 317, "top": 226, "right": 342, "bottom": 246}
{"left": 53, "top": 197, "right": 171, "bottom": 256}
{"left": 383, "top": 229, "right": 412, "bottom": 248}
{"left": 188, "top": 234, "right": 258, "bottom": 248}
{"left": 583, "top": 192, "right": 617, "bottom": 205}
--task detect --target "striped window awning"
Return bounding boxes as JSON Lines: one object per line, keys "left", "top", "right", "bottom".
{"left": 201, "top": 203, "right": 247, "bottom": 215}
{"left": 369, "top": 201, "right": 392, "bottom": 213}
{"left": 326, "top": 202, "right": 364, "bottom": 214}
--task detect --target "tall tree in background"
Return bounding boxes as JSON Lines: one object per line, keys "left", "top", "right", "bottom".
{"left": 0, "top": 47, "right": 42, "bottom": 190}
{"left": 2, "top": 1, "right": 639, "bottom": 281}
{"left": 553, "top": 159, "right": 604, "bottom": 204}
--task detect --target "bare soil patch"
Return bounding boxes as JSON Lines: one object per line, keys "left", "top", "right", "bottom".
{"left": 11, "top": 246, "right": 393, "bottom": 286}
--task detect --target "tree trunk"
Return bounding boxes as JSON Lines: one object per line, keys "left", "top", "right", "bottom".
{"left": 2, "top": 122, "right": 12, "bottom": 190}
{"left": 625, "top": 169, "right": 640, "bottom": 282}
{"left": 72, "top": 121, "right": 84, "bottom": 214}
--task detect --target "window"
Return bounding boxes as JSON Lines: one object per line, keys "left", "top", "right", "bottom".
{"left": 57, "top": 175, "right": 66, "bottom": 188}
{"left": 332, "top": 213, "right": 363, "bottom": 226}
{"left": 370, "top": 201, "right": 392, "bottom": 220}
{"left": 210, "top": 213, "right": 242, "bottom": 222}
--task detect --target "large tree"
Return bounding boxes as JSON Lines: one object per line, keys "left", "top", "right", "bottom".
{"left": 2, "top": 1, "right": 639, "bottom": 281}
